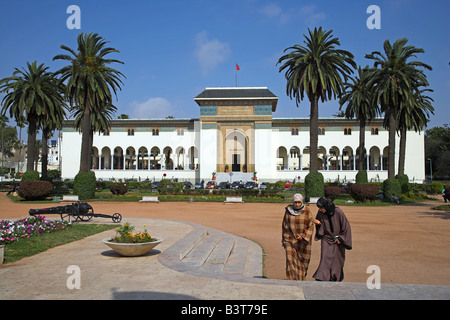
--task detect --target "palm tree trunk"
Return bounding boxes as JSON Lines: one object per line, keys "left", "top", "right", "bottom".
{"left": 89, "top": 128, "right": 94, "bottom": 169}
{"left": 398, "top": 126, "right": 407, "bottom": 175}
{"left": 387, "top": 111, "right": 396, "bottom": 179}
{"left": 358, "top": 118, "right": 366, "bottom": 170}
{"left": 309, "top": 95, "right": 319, "bottom": 172}
{"left": 80, "top": 108, "right": 92, "bottom": 172}
{"left": 26, "top": 117, "right": 37, "bottom": 172}
{"left": 41, "top": 128, "right": 49, "bottom": 179}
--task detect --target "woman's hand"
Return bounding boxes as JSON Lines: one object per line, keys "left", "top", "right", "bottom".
{"left": 313, "top": 219, "right": 321, "bottom": 225}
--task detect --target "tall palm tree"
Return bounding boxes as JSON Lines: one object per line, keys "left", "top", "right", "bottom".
{"left": 15, "top": 115, "right": 27, "bottom": 174}
{"left": 0, "top": 61, "right": 66, "bottom": 172}
{"left": 397, "top": 86, "right": 434, "bottom": 175}
{"left": 339, "top": 66, "right": 379, "bottom": 170}
{"left": 278, "top": 27, "right": 356, "bottom": 172}
{"left": 0, "top": 115, "right": 8, "bottom": 176}
{"left": 53, "top": 32, "right": 125, "bottom": 172}
{"left": 365, "top": 38, "right": 431, "bottom": 178}
{"left": 71, "top": 103, "right": 117, "bottom": 169}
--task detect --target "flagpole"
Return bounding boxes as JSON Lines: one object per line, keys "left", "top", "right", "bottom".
{"left": 235, "top": 63, "right": 237, "bottom": 87}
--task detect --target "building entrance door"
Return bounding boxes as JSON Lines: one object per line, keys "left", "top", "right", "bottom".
{"left": 232, "top": 154, "right": 240, "bottom": 172}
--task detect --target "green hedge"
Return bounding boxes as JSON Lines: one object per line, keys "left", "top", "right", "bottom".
{"left": 355, "top": 170, "right": 368, "bottom": 184}
{"left": 383, "top": 178, "right": 401, "bottom": 199}
{"left": 73, "top": 171, "right": 96, "bottom": 200}
{"left": 395, "top": 174, "right": 409, "bottom": 193}
{"left": 305, "top": 171, "right": 324, "bottom": 201}
{"left": 21, "top": 171, "right": 40, "bottom": 181}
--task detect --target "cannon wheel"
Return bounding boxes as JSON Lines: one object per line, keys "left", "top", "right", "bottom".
{"left": 60, "top": 211, "right": 73, "bottom": 223}
{"left": 78, "top": 205, "right": 94, "bottom": 222}
{"left": 112, "top": 213, "right": 122, "bottom": 223}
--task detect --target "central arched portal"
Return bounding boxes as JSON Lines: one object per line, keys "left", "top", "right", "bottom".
{"left": 220, "top": 128, "right": 251, "bottom": 172}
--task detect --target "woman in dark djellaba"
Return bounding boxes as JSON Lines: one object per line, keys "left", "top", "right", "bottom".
{"left": 312, "top": 197, "right": 352, "bottom": 281}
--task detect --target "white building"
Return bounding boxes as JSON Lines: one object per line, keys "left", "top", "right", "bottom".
{"left": 61, "top": 87, "right": 426, "bottom": 183}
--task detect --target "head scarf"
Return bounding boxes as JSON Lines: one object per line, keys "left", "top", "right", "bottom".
{"left": 293, "top": 193, "right": 303, "bottom": 202}
{"left": 286, "top": 193, "right": 305, "bottom": 215}
{"left": 316, "top": 197, "right": 336, "bottom": 232}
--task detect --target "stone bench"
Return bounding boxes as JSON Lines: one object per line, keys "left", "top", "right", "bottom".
{"left": 139, "top": 196, "right": 160, "bottom": 203}
{"left": 224, "top": 196, "right": 244, "bottom": 204}
{"left": 61, "top": 195, "right": 79, "bottom": 202}
{"left": 309, "top": 197, "right": 319, "bottom": 204}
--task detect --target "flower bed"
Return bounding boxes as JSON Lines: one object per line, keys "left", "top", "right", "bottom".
{"left": 0, "top": 215, "right": 72, "bottom": 245}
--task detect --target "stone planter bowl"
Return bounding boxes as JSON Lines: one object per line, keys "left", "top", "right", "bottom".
{"left": 102, "top": 238, "right": 163, "bottom": 257}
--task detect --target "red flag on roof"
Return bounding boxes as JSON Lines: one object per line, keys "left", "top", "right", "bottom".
{"left": 236, "top": 64, "right": 240, "bottom": 70}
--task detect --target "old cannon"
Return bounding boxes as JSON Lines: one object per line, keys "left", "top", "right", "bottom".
{"left": 29, "top": 202, "right": 122, "bottom": 223}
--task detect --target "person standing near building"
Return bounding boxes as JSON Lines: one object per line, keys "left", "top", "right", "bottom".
{"left": 282, "top": 193, "right": 314, "bottom": 280}
{"left": 312, "top": 197, "right": 352, "bottom": 282}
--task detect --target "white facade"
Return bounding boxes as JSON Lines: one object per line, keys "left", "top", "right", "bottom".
{"left": 60, "top": 87, "right": 426, "bottom": 183}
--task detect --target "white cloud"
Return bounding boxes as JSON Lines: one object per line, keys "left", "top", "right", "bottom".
{"left": 259, "top": 3, "right": 290, "bottom": 24}
{"left": 130, "top": 97, "right": 173, "bottom": 118}
{"left": 258, "top": 3, "right": 325, "bottom": 27}
{"left": 298, "top": 5, "right": 326, "bottom": 28}
{"left": 194, "top": 30, "right": 231, "bottom": 76}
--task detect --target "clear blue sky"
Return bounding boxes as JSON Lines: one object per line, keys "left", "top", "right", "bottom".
{"left": 1, "top": 0, "right": 449, "bottom": 130}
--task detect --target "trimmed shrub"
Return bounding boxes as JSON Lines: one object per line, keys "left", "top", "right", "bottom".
{"left": 395, "top": 174, "right": 409, "bottom": 194}
{"left": 348, "top": 184, "right": 378, "bottom": 202}
{"left": 383, "top": 178, "right": 401, "bottom": 199}
{"left": 429, "top": 181, "right": 444, "bottom": 195}
{"left": 355, "top": 170, "right": 368, "bottom": 184}
{"left": 305, "top": 171, "right": 324, "bottom": 202}
{"left": 21, "top": 171, "right": 40, "bottom": 182}
{"left": 110, "top": 184, "right": 128, "bottom": 195}
{"left": 73, "top": 171, "right": 96, "bottom": 200}
{"left": 324, "top": 186, "right": 343, "bottom": 200}
{"left": 18, "top": 181, "right": 53, "bottom": 200}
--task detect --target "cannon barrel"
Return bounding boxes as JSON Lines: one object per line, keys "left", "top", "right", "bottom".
{"left": 29, "top": 202, "right": 93, "bottom": 216}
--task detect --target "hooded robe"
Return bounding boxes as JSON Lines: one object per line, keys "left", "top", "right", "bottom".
{"left": 313, "top": 205, "right": 352, "bottom": 281}
{"left": 282, "top": 204, "right": 314, "bottom": 280}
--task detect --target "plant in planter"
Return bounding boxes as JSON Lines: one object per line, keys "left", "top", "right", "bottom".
{"left": 212, "top": 172, "right": 216, "bottom": 180}
{"left": 102, "top": 223, "right": 162, "bottom": 257}
{"left": 224, "top": 164, "right": 229, "bottom": 173}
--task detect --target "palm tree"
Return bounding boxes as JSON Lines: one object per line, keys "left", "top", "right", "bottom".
{"left": 0, "top": 115, "right": 8, "bottom": 176}
{"left": 397, "top": 86, "right": 434, "bottom": 175}
{"left": 365, "top": 38, "right": 431, "bottom": 178}
{"left": 71, "top": 103, "right": 117, "bottom": 169}
{"left": 53, "top": 32, "right": 125, "bottom": 172}
{"left": 339, "top": 66, "right": 379, "bottom": 170}
{"left": 16, "top": 115, "right": 27, "bottom": 174}
{"left": 278, "top": 27, "right": 356, "bottom": 172}
{"left": 0, "top": 61, "right": 66, "bottom": 172}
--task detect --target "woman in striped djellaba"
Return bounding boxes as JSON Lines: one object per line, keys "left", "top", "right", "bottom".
{"left": 282, "top": 193, "right": 314, "bottom": 280}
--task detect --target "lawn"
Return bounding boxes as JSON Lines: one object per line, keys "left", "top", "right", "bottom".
{"left": 2, "top": 223, "right": 117, "bottom": 264}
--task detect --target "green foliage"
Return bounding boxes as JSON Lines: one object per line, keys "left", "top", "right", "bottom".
{"left": 18, "top": 181, "right": 53, "bottom": 200}
{"left": 21, "top": 171, "right": 40, "bottom": 181}
{"left": 73, "top": 171, "right": 96, "bottom": 200}
{"left": 383, "top": 178, "right": 402, "bottom": 199}
{"left": 348, "top": 184, "right": 379, "bottom": 202}
{"left": 305, "top": 171, "right": 324, "bottom": 201}
{"left": 355, "top": 170, "right": 368, "bottom": 184}
{"left": 395, "top": 174, "right": 409, "bottom": 193}
{"left": 47, "top": 170, "right": 61, "bottom": 179}
{"left": 429, "top": 181, "right": 444, "bottom": 194}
